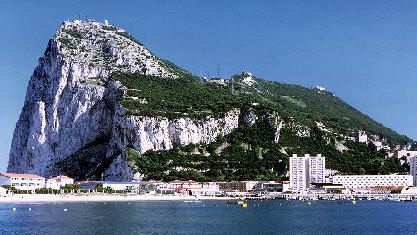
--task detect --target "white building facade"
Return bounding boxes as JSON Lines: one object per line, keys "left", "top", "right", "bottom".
{"left": 358, "top": 131, "right": 368, "bottom": 143}
{"left": 309, "top": 155, "right": 325, "bottom": 184}
{"left": 46, "top": 176, "right": 74, "bottom": 189}
{"left": 410, "top": 156, "right": 417, "bottom": 186}
{"left": 395, "top": 150, "right": 417, "bottom": 164}
{"left": 0, "top": 173, "right": 45, "bottom": 190}
{"left": 332, "top": 175, "right": 413, "bottom": 189}
{"left": 289, "top": 154, "right": 325, "bottom": 192}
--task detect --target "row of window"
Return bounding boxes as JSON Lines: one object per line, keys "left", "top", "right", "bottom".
{"left": 11, "top": 183, "right": 43, "bottom": 186}
{"left": 11, "top": 178, "right": 44, "bottom": 181}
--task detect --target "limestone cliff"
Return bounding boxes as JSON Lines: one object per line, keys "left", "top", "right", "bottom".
{"left": 7, "top": 20, "right": 244, "bottom": 180}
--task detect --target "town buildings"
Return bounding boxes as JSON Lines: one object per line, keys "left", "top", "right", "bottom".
{"left": 331, "top": 175, "right": 413, "bottom": 189}
{"left": 0, "top": 173, "right": 45, "bottom": 190}
{"left": 78, "top": 181, "right": 156, "bottom": 191}
{"left": 289, "top": 154, "right": 325, "bottom": 192}
{"left": 155, "top": 180, "right": 220, "bottom": 196}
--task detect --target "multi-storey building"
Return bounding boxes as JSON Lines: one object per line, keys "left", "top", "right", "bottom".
{"left": 289, "top": 154, "right": 325, "bottom": 192}
{"left": 218, "top": 181, "right": 259, "bottom": 192}
{"left": 46, "top": 176, "right": 74, "bottom": 189}
{"left": 289, "top": 156, "right": 308, "bottom": 192}
{"left": 332, "top": 175, "right": 413, "bottom": 189}
{"left": 309, "top": 155, "right": 325, "bottom": 184}
{"left": 0, "top": 173, "right": 45, "bottom": 190}
{"left": 410, "top": 156, "right": 417, "bottom": 186}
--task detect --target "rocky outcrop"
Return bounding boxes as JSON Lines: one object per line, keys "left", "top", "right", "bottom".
{"left": 115, "top": 109, "right": 240, "bottom": 154}
{"left": 240, "top": 108, "right": 283, "bottom": 143}
{"left": 265, "top": 112, "right": 283, "bottom": 143}
{"left": 8, "top": 20, "right": 284, "bottom": 181}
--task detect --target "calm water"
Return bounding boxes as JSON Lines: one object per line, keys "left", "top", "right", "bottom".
{"left": 0, "top": 200, "right": 416, "bottom": 234}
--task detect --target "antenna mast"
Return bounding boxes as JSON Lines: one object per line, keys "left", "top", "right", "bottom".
{"left": 199, "top": 68, "right": 203, "bottom": 84}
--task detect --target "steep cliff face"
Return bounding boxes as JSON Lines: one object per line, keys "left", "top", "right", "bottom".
{"left": 7, "top": 20, "right": 242, "bottom": 180}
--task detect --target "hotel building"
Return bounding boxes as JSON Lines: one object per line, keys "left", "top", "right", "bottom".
{"left": 289, "top": 154, "right": 325, "bottom": 192}
{"left": 0, "top": 173, "right": 45, "bottom": 190}
{"left": 46, "top": 176, "right": 74, "bottom": 190}
{"left": 332, "top": 175, "right": 413, "bottom": 189}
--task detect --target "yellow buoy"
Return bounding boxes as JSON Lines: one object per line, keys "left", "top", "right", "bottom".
{"left": 301, "top": 199, "right": 305, "bottom": 202}
{"left": 307, "top": 201, "right": 311, "bottom": 205}
{"left": 242, "top": 203, "right": 248, "bottom": 208}
{"left": 352, "top": 200, "right": 356, "bottom": 204}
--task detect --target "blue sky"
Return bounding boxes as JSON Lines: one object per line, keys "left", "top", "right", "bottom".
{"left": 1, "top": 0, "right": 417, "bottom": 171}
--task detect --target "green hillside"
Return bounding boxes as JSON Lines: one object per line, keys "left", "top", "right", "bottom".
{"left": 128, "top": 121, "right": 408, "bottom": 182}
{"left": 113, "top": 71, "right": 411, "bottom": 145}
{"left": 110, "top": 70, "right": 412, "bottom": 181}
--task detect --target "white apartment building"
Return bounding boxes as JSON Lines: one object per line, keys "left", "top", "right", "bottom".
{"left": 0, "top": 173, "right": 45, "bottom": 190}
{"left": 46, "top": 176, "right": 74, "bottom": 189}
{"left": 289, "top": 154, "right": 325, "bottom": 192}
{"left": 332, "top": 175, "right": 413, "bottom": 189}
{"left": 410, "top": 156, "right": 417, "bottom": 186}
{"left": 310, "top": 155, "right": 325, "bottom": 184}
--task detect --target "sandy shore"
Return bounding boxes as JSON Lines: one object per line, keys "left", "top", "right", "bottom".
{"left": 0, "top": 194, "right": 234, "bottom": 203}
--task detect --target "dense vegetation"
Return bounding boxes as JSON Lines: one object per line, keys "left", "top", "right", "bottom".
{"left": 129, "top": 120, "right": 287, "bottom": 181}
{"left": 112, "top": 72, "right": 273, "bottom": 119}
{"left": 129, "top": 120, "right": 408, "bottom": 182}
{"left": 107, "top": 31, "right": 413, "bottom": 180}
{"left": 279, "top": 128, "right": 408, "bottom": 175}
{"left": 113, "top": 71, "right": 410, "bottom": 145}
{"left": 232, "top": 73, "right": 411, "bottom": 145}
{"left": 111, "top": 69, "right": 412, "bottom": 181}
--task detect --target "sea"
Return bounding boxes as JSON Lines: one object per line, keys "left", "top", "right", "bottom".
{"left": 0, "top": 200, "right": 416, "bottom": 234}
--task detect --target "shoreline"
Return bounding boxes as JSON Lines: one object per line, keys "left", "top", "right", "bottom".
{"left": 0, "top": 194, "right": 234, "bottom": 204}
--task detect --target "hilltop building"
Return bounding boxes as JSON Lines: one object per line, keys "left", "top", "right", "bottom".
{"left": 314, "top": 86, "right": 325, "bottom": 91}
{"left": 289, "top": 154, "right": 325, "bottom": 192}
